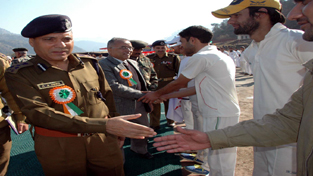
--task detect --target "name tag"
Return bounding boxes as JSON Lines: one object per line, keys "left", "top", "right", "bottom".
{"left": 37, "top": 80, "right": 65, "bottom": 90}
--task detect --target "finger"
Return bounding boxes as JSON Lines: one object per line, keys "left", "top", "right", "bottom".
{"left": 138, "top": 96, "right": 145, "bottom": 101}
{"left": 120, "top": 114, "right": 142, "bottom": 120}
{"left": 17, "top": 124, "right": 23, "bottom": 134}
{"left": 156, "top": 144, "right": 180, "bottom": 152}
{"left": 176, "top": 126, "right": 193, "bottom": 135}
{"left": 153, "top": 140, "right": 177, "bottom": 147}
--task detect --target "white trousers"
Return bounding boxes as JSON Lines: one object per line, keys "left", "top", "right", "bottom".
{"left": 201, "top": 116, "right": 239, "bottom": 176}
{"left": 189, "top": 95, "right": 203, "bottom": 131}
{"left": 253, "top": 144, "right": 297, "bottom": 176}
{"left": 180, "top": 99, "right": 193, "bottom": 129}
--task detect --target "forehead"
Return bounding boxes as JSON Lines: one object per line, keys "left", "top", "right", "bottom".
{"left": 235, "top": 8, "right": 249, "bottom": 14}
{"left": 114, "top": 40, "right": 131, "bottom": 46}
{"left": 154, "top": 45, "right": 166, "bottom": 48}
{"left": 37, "top": 31, "right": 73, "bottom": 38}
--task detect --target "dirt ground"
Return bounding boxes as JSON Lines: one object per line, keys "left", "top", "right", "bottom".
{"left": 180, "top": 68, "right": 255, "bottom": 176}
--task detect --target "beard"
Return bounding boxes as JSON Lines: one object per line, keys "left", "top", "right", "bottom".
{"left": 302, "top": 25, "right": 313, "bottom": 41}
{"left": 234, "top": 17, "right": 260, "bottom": 35}
{"left": 182, "top": 42, "right": 196, "bottom": 56}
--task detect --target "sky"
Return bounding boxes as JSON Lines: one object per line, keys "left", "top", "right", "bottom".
{"left": 0, "top": 0, "right": 230, "bottom": 45}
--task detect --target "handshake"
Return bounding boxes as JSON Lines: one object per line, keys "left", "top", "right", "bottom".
{"left": 139, "top": 87, "right": 196, "bottom": 104}
{"left": 139, "top": 91, "right": 170, "bottom": 104}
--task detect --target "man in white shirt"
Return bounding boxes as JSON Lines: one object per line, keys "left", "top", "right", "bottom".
{"left": 139, "top": 25, "right": 240, "bottom": 176}
{"left": 212, "top": 0, "right": 313, "bottom": 175}
{"left": 228, "top": 46, "right": 240, "bottom": 67}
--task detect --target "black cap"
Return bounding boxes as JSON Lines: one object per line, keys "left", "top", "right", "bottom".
{"left": 152, "top": 40, "right": 166, "bottom": 47}
{"left": 130, "top": 40, "right": 148, "bottom": 49}
{"left": 21, "top": 14, "right": 72, "bottom": 38}
{"left": 12, "top": 48, "right": 28, "bottom": 52}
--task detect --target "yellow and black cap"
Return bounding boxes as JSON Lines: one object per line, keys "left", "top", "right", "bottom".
{"left": 212, "top": 0, "right": 282, "bottom": 19}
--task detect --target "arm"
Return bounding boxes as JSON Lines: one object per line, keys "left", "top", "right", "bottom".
{"left": 174, "top": 55, "right": 181, "bottom": 74}
{"left": 138, "top": 74, "right": 191, "bottom": 103}
{"left": 148, "top": 62, "right": 158, "bottom": 91}
{"left": 97, "top": 62, "right": 119, "bottom": 117}
{"left": 0, "top": 58, "right": 28, "bottom": 133}
{"left": 208, "top": 76, "right": 305, "bottom": 149}
{"left": 154, "top": 87, "right": 196, "bottom": 103}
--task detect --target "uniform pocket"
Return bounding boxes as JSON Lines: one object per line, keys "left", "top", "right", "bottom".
{"left": 81, "top": 79, "right": 102, "bottom": 105}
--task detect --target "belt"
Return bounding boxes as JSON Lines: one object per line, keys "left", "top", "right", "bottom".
{"left": 158, "top": 77, "right": 174, "bottom": 82}
{"left": 35, "top": 126, "right": 93, "bottom": 137}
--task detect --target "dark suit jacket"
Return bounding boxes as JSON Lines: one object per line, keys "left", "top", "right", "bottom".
{"left": 99, "top": 55, "right": 148, "bottom": 115}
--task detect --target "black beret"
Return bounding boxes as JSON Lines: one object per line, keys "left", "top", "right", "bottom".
{"left": 130, "top": 40, "right": 148, "bottom": 49}
{"left": 12, "top": 48, "right": 28, "bottom": 52}
{"left": 152, "top": 40, "right": 166, "bottom": 47}
{"left": 21, "top": 14, "right": 72, "bottom": 38}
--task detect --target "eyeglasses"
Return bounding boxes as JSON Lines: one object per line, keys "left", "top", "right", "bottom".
{"left": 112, "top": 46, "right": 134, "bottom": 51}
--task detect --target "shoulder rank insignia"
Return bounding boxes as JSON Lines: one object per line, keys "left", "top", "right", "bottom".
{"left": 6, "top": 61, "right": 33, "bottom": 73}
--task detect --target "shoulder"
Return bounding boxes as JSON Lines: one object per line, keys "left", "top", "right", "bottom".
{"left": 6, "top": 61, "right": 33, "bottom": 74}
{"left": 168, "top": 53, "right": 180, "bottom": 59}
{"left": 74, "top": 53, "right": 96, "bottom": 61}
{"left": 146, "top": 53, "right": 156, "bottom": 58}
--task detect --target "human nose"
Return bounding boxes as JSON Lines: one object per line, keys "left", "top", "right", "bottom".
{"left": 227, "top": 16, "right": 235, "bottom": 25}
{"left": 55, "top": 40, "right": 66, "bottom": 47}
{"left": 287, "top": 3, "right": 303, "bottom": 21}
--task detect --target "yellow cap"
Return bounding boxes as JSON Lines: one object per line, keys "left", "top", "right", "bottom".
{"left": 212, "top": 0, "right": 282, "bottom": 19}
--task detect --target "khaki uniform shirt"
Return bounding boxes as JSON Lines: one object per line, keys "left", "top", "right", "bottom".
{"left": 0, "top": 53, "right": 25, "bottom": 128}
{"left": 207, "top": 59, "right": 313, "bottom": 176}
{"left": 130, "top": 55, "right": 158, "bottom": 91}
{"left": 5, "top": 54, "right": 118, "bottom": 133}
{"left": 146, "top": 52, "right": 180, "bottom": 89}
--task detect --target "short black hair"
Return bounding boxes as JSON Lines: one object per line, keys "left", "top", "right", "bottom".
{"left": 248, "top": 7, "right": 286, "bottom": 25}
{"left": 179, "top": 25, "right": 213, "bottom": 43}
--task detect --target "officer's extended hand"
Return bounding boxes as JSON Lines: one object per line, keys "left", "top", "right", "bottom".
{"left": 17, "top": 122, "right": 29, "bottom": 134}
{"left": 153, "top": 126, "right": 211, "bottom": 153}
{"left": 106, "top": 114, "right": 156, "bottom": 139}
{"left": 138, "top": 91, "right": 160, "bottom": 103}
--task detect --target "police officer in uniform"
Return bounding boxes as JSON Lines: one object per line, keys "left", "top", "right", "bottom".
{"left": 12, "top": 48, "right": 31, "bottom": 65}
{"left": 146, "top": 40, "right": 180, "bottom": 130}
{"left": 0, "top": 53, "right": 28, "bottom": 176}
{"left": 5, "top": 14, "right": 156, "bottom": 176}
{"left": 130, "top": 40, "right": 158, "bottom": 91}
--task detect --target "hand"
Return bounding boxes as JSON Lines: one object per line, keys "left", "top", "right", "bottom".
{"left": 159, "top": 94, "right": 170, "bottom": 102}
{"left": 138, "top": 91, "right": 160, "bottom": 103}
{"left": 17, "top": 122, "right": 29, "bottom": 134}
{"left": 153, "top": 126, "right": 211, "bottom": 153}
{"left": 117, "top": 136, "right": 125, "bottom": 148}
{"left": 106, "top": 114, "right": 157, "bottom": 139}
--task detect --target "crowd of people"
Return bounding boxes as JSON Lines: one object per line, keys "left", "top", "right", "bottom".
{"left": 0, "top": 0, "right": 313, "bottom": 175}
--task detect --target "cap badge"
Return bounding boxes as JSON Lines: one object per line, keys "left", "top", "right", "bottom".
{"left": 250, "top": 0, "right": 266, "bottom": 6}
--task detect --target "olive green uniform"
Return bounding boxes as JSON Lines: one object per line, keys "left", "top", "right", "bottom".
{"left": 0, "top": 53, "right": 26, "bottom": 176}
{"left": 146, "top": 52, "right": 180, "bottom": 128}
{"left": 5, "top": 54, "right": 123, "bottom": 176}
{"left": 131, "top": 55, "right": 158, "bottom": 91}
